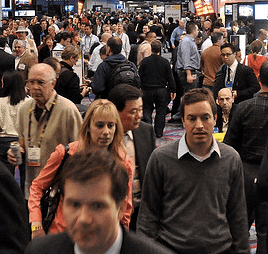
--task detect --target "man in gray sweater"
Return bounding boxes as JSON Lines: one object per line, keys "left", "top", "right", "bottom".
{"left": 137, "top": 88, "right": 249, "bottom": 254}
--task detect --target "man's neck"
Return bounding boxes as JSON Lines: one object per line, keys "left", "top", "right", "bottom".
{"left": 186, "top": 137, "right": 213, "bottom": 157}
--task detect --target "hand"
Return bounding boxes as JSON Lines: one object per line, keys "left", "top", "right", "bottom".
{"left": 170, "top": 93, "right": 176, "bottom": 101}
{"left": 172, "top": 45, "right": 175, "bottom": 49}
{"left": 7, "top": 149, "right": 16, "bottom": 165}
{"left": 81, "top": 86, "right": 90, "bottom": 97}
{"left": 84, "top": 59, "right": 89, "bottom": 66}
{"left": 82, "top": 77, "right": 92, "bottom": 85}
{"left": 31, "top": 221, "right": 46, "bottom": 239}
{"left": 187, "top": 74, "right": 195, "bottom": 84}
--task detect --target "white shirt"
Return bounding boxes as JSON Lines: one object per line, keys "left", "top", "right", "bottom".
{"left": 178, "top": 133, "right": 221, "bottom": 162}
{"left": 74, "top": 226, "right": 123, "bottom": 254}
{"left": 201, "top": 36, "right": 213, "bottom": 54}
{"left": 88, "top": 42, "right": 105, "bottom": 72}
{"left": 114, "top": 32, "right": 130, "bottom": 58}
{"left": 53, "top": 43, "right": 65, "bottom": 51}
{"left": 81, "top": 33, "right": 99, "bottom": 53}
{"left": 225, "top": 59, "right": 238, "bottom": 86}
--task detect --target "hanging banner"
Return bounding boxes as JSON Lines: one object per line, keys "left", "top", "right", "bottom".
{"left": 193, "top": 0, "right": 215, "bottom": 16}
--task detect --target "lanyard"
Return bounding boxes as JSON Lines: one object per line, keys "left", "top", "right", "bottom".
{"left": 28, "top": 95, "right": 57, "bottom": 147}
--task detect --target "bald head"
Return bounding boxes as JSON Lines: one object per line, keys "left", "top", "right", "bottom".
{"left": 101, "top": 32, "right": 113, "bottom": 44}
{"left": 217, "top": 88, "right": 234, "bottom": 113}
{"left": 28, "top": 63, "right": 56, "bottom": 108}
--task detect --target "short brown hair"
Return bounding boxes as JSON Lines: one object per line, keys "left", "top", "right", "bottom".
{"left": 180, "top": 88, "right": 217, "bottom": 119}
{"left": 60, "top": 149, "right": 128, "bottom": 206}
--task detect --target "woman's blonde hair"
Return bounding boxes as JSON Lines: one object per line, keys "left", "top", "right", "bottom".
{"left": 77, "top": 99, "right": 125, "bottom": 160}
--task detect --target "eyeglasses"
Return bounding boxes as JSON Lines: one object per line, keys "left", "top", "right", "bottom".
{"left": 26, "top": 79, "right": 53, "bottom": 87}
{"left": 221, "top": 53, "right": 233, "bottom": 57}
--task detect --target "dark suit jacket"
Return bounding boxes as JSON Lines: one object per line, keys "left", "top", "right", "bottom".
{"left": 25, "top": 227, "right": 175, "bottom": 254}
{"left": 0, "top": 161, "right": 28, "bottom": 254}
{"left": 213, "top": 63, "right": 260, "bottom": 104}
{"left": 216, "top": 103, "right": 237, "bottom": 133}
{"left": 0, "top": 49, "right": 15, "bottom": 81}
{"left": 16, "top": 51, "right": 37, "bottom": 82}
{"left": 132, "top": 121, "right": 155, "bottom": 187}
{"left": 7, "top": 34, "right": 18, "bottom": 49}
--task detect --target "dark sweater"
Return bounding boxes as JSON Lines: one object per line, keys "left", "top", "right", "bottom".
{"left": 137, "top": 140, "right": 249, "bottom": 254}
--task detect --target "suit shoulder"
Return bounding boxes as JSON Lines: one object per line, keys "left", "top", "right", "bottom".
{"left": 138, "top": 121, "right": 154, "bottom": 131}
{"left": 122, "top": 230, "right": 175, "bottom": 254}
{"left": 26, "top": 233, "right": 73, "bottom": 254}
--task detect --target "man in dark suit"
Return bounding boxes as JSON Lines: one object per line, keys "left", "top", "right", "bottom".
{"left": 0, "top": 35, "right": 15, "bottom": 90}
{"left": 25, "top": 150, "right": 173, "bottom": 254}
{"left": 108, "top": 84, "right": 155, "bottom": 230}
{"left": 213, "top": 43, "right": 260, "bottom": 104}
{"left": 0, "top": 161, "right": 29, "bottom": 254}
{"left": 215, "top": 88, "right": 237, "bottom": 133}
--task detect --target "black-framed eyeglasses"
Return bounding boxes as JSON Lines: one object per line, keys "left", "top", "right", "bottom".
{"left": 221, "top": 53, "right": 233, "bottom": 57}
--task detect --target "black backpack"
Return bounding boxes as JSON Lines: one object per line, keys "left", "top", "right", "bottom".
{"left": 108, "top": 60, "right": 141, "bottom": 89}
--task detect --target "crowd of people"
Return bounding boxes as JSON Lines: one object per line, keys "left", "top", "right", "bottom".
{"left": 1, "top": 8, "right": 268, "bottom": 254}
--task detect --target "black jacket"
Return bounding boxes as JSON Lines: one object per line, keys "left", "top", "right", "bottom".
{"left": 139, "top": 54, "right": 176, "bottom": 92}
{"left": 213, "top": 63, "right": 260, "bottom": 104}
{"left": 55, "top": 61, "right": 82, "bottom": 104}
{"left": 216, "top": 104, "right": 237, "bottom": 133}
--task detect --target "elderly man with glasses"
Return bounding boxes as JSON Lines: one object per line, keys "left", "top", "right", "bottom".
{"left": 213, "top": 43, "right": 260, "bottom": 104}
{"left": 14, "top": 39, "right": 37, "bottom": 83}
{"left": 8, "top": 63, "right": 82, "bottom": 210}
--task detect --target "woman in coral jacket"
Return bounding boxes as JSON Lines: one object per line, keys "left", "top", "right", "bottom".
{"left": 28, "top": 99, "right": 133, "bottom": 238}
{"left": 243, "top": 40, "right": 267, "bottom": 81}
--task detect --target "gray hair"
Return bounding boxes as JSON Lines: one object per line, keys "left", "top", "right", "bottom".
{"left": 14, "top": 39, "right": 26, "bottom": 48}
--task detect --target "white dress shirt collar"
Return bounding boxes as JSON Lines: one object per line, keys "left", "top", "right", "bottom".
{"left": 178, "top": 133, "right": 221, "bottom": 162}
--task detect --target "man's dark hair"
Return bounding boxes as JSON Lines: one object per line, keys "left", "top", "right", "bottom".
{"left": 107, "top": 36, "right": 122, "bottom": 54}
{"left": 180, "top": 88, "right": 217, "bottom": 119}
{"left": 108, "top": 84, "right": 142, "bottom": 112}
{"left": 145, "top": 31, "right": 155, "bottom": 39}
{"left": 0, "top": 35, "right": 7, "bottom": 47}
{"left": 168, "top": 17, "right": 173, "bottom": 23}
{"left": 221, "top": 43, "right": 235, "bottom": 53}
{"left": 211, "top": 32, "right": 223, "bottom": 44}
{"left": 186, "top": 22, "right": 197, "bottom": 34}
{"left": 151, "top": 39, "right": 161, "bottom": 54}
{"left": 230, "top": 21, "right": 238, "bottom": 27}
{"left": 60, "top": 149, "right": 128, "bottom": 206}
{"left": 63, "top": 20, "right": 69, "bottom": 29}
{"left": 259, "top": 61, "right": 268, "bottom": 87}
{"left": 85, "top": 23, "right": 93, "bottom": 29}
{"left": 60, "top": 32, "right": 71, "bottom": 41}
{"left": 43, "top": 57, "right": 60, "bottom": 72}
{"left": 234, "top": 46, "right": 241, "bottom": 54}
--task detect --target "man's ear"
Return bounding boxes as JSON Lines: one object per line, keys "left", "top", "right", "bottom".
{"left": 214, "top": 114, "right": 217, "bottom": 122}
{"left": 216, "top": 98, "right": 219, "bottom": 105}
{"left": 51, "top": 78, "right": 57, "bottom": 88}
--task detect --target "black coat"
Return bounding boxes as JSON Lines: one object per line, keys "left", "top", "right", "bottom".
{"left": 132, "top": 121, "right": 156, "bottom": 187}
{"left": 0, "top": 161, "right": 29, "bottom": 254}
{"left": 213, "top": 63, "right": 260, "bottom": 104}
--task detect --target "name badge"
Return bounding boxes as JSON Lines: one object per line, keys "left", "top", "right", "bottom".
{"left": 18, "top": 63, "right": 26, "bottom": 71}
{"left": 225, "top": 80, "right": 233, "bottom": 88}
{"left": 28, "top": 147, "right": 41, "bottom": 167}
